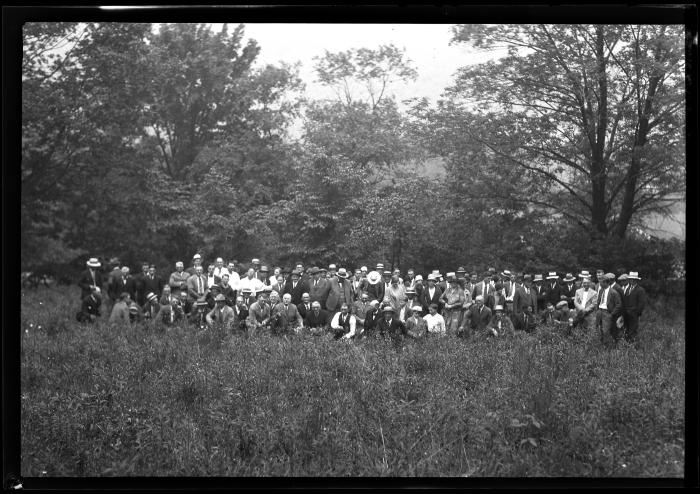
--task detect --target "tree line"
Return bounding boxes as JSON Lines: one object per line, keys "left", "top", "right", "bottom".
{"left": 21, "top": 23, "right": 685, "bottom": 289}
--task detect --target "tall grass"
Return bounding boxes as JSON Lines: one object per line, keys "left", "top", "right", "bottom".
{"left": 21, "top": 286, "right": 684, "bottom": 476}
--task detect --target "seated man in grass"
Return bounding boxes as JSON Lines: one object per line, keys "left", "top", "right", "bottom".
{"left": 329, "top": 303, "right": 357, "bottom": 340}
{"left": 206, "top": 294, "right": 235, "bottom": 331}
{"left": 304, "top": 301, "right": 330, "bottom": 336}
{"left": 108, "top": 292, "right": 131, "bottom": 325}
{"left": 487, "top": 304, "right": 513, "bottom": 338}
{"left": 77, "top": 286, "right": 102, "bottom": 323}
{"left": 405, "top": 305, "right": 428, "bottom": 339}
{"left": 247, "top": 289, "right": 272, "bottom": 336}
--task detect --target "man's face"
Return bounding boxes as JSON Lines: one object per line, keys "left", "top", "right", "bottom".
{"left": 428, "top": 279, "right": 435, "bottom": 287}
{"left": 399, "top": 299, "right": 406, "bottom": 308}
{"left": 524, "top": 280, "right": 532, "bottom": 288}
{"left": 247, "top": 269, "right": 255, "bottom": 279}
{"left": 222, "top": 274, "right": 229, "bottom": 285}
{"left": 228, "top": 263, "right": 235, "bottom": 271}
{"left": 526, "top": 306, "right": 533, "bottom": 313}
{"left": 195, "top": 266, "right": 203, "bottom": 276}
{"left": 122, "top": 267, "right": 129, "bottom": 276}
{"left": 361, "top": 295, "right": 369, "bottom": 304}
{"left": 302, "top": 294, "right": 310, "bottom": 304}
{"left": 236, "top": 297, "right": 244, "bottom": 307}
{"left": 296, "top": 264, "right": 303, "bottom": 272}
{"left": 429, "top": 306, "right": 437, "bottom": 315}
{"left": 582, "top": 280, "right": 591, "bottom": 290}
{"left": 476, "top": 298, "right": 484, "bottom": 308}
{"left": 142, "top": 264, "right": 149, "bottom": 274}
{"left": 163, "top": 286, "right": 171, "bottom": 296}
{"left": 471, "top": 275, "right": 478, "bottom": 283}
{"left": 216, "top": 259, "right": 223, "bottom": 268}
{"left": 194, "top": 259, "right": 202, "bottom": 267}
{"left": 384, "top": 275, "right": 391, "bottom": 284}
{"left": 483, "top": 277, "right": 490, "bottom": 284}
{"left": 391, "top": 276, "right": 399, "bottom": 286}
{"left": 216, "top": 299, "right": 225, "bottom": 307}
{"left": 269, "top": 293, "right": 279, "bottom": 304}
{"left": 148, "top": 267, "right": 156, "bottom": 276}
{"left": 384, "top": 311, "right": 392, "bottom": 320}
{"left": 283, "top": 294, "right": 291, "bottom": 305}
{"left": 176, "top": 264, "right": 183, "bottom": 272}
{"left": 408, "top": 270, "right": 414, "bottom": 278}
{"left": 180, "top": 292, "right": 188, "bottom": 300}
{"left": 276, "top": 276, "right": 283, "bottom": 285}
{"left": 341, "top": 305, "right": 348, "bottom": 315}
{"left": 312, "top": 304, "right": 320, "bottom": 314}
{"left": 355, "top": 270, "right": 361, "bottom": 279}
{"left": 208, "top": 265, "right": 215, "bottom": 274}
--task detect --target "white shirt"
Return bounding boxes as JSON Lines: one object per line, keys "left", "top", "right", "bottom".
{"left": 428, "top": 287, "right": 436, "bottom": 300}
{"left": 207, "top": 275, "right": 217, "bottom": 288}
{"left": 239, "top": 276, "right": 265, "bottom": 297}
{"left": 227, "top": 271, "right": 241, "bottom": 291}
{"left": 423, "top": 313, "right": 446, "bottom": 334}
{"left": 330, "top": 312, "right": 356, "bottom": 339}
{"left": 214, "top": 267, "right": 230, "bottom": 280}
{"left": 580, "top": 289, "right": 591, "bottom": 308}
{"left": 599, "top": 287, "right": 610, "bottom": 310}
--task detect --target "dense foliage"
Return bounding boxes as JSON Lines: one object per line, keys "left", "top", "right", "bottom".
{"left": 21, "top": 23, "right": 685, "bottom": 278}
{"left": 21, "top": 286, "right": 684, "bottom": 476}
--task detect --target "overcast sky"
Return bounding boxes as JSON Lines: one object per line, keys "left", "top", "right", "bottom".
{"left": 237, "top": 23, "right": 503, "bottom": 106}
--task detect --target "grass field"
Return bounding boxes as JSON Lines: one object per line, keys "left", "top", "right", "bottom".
{"left": 20, "top": 286, "right": 685, "bottom": 477}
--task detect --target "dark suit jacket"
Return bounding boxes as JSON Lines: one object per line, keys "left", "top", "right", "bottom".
{"left": 366, "top": 282, "right": 385, "bottom": 304}
{"left": 516, "top": 311, "right": 537, "bottom": 332}
{"left": 327, "top": 278, "right": 355, "bottom": 312}
{"left": 78, "top": 268, "right": 104, "bottom": 299}
{"left": 283, "top": 279, "right": 309, "bottom": 306}
{"left": 420, "top": 286, "right": 443, "bottom": 313}
{"left": 233, "top": 305, "right": 249, "bottom": 331}
{"left": 297, "top": 302, "right": 313, "bottom": 320}
{"left": 309, "top": 278, "right": 331, "bottom": 307}
{"left": 561, "top": 283, "right": 577, "bottom": 308}
{"left": 465, "top": 305, "right": 492, "bottom": 331}
{"left": 622, "top": 285, "right": 646, "bottom": 317}
{"left": 534, "top": 285, "right": 548, "bottom": 312}
{"left": 363, "top": 307, "right": 381, "bottom": 333}
{"left": 513, "top": 286, "right": 536, "bottom": 314}
{"left": 472, "top": 281, "right": 494, "bottom": 301}
{"left": 545, "top": 282, "right": 562, "bottom": 305}
{"left": 143, "top": 275, "right": 165, "bottom": 299}
{"left": 305, "top": 309, "right": 330, "bottom": 329}
{"left": 115, "top": 275, "right": 137, "bottom": 300}
{"left": 374, "top": 317, "right": 406, "bottom": 338}
{"left": 597, "top": 286, "right": 623, "bottom": 318}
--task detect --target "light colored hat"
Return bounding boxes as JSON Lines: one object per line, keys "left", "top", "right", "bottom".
{"left": 337, "top": 268, "right": 349, "bottom": 279}
{"left": 546, "top": 272, "right": 558, "bottom": 280}
{"left": 494, "top": 304, "right": 504, "bottom": 311}
{"left": 252, "top": 258, "right": 260, "bottom": 264}
{"left": 628, "top": 271, "right": 641, "bottom": 280}
{"left": 500, "top": 270, "right": 512, "bottom": 278}
{"left": 605, "top": 273, "right": 616, "bottom": 281}
{"left": 533, "top": 274, "right": 543, "bottom": 282}
{"left": 446, "top": 271, "right": 456, "bottom": 279}
{"left": 147, "top": 292, "right": 157, "bottom": 303}
{"left": 376, "top": 263, "right": 384, "bottom": 270}
{"left": 196, "top": 297, "right": 208, "bottom": 306}
{"left": 129, "top": 303, "right": 140, "bottom": 314}
{"left": 556, "top": 300, "right": 569, "bottom": 309}
{"left": 241, "top": 287, "right": 252, "bottom": 293}
{"left": 581, "top": 276, "right": 591, "bottom": 282}
{"left": 414, "top": 275, "right": 423, "bottom": 281}
{"left": 618, "top": 274, "right": 629, "bottom": 281}
{"left": 475, "top": 295, "right": 484, "bottom": 301}
{"left": 367, "top": 271, "right": 381, "bottom": 285}
{"left": 260, "top": 265, "right": 269, "bottom": 272}
{"left": 563, "top": 273, "right": 576, "bottom": 282}
{"left": 383, "top": 270, "right": 392, "bottom": 276}
{"left": 361, "top": 266, "right": 368, "bottom": 272}
{"left": 175, "top": 261, "right": 184, "bottom": 267}
{"left": 193, "top": 253, "right": 202, "bottom": 260}
{"left": 411, "top": 305, "right": 423, "bottom": 313}
{"left": 579, "top": 270, "right": 591, "bottom": 278}
{"left": 215, "top": 294, "right": 226, "bottom": 302}
{"left": 432, "top": 270, "right": 440, "bottom": 276}
{"left": 382, "top": 306, "right": 395, "bottom": 313}
{"left": 427, "top": 274, "right": 436, "bottom": 281}
{"left": 457, "top": 267, "right": 466, "bottom": 274}
{"left": 329, "top": 264, "right": 337, "bottom": 270}
{"left": 86, "top": 257, "right": 101, "bottom": 268}
{"left": 263, "top": 286, "right": 273, "bottom": 292}
{"left": 406, "top": 287, "right": 416, "bottom": 295}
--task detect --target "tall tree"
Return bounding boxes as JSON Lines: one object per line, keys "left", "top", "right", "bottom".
{"left": 446, "top": 24, "right": 685, "bottom": 239}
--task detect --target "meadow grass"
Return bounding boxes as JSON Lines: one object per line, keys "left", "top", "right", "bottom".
{"left": 20, "top": 286, "right": 684, "bottom": 477}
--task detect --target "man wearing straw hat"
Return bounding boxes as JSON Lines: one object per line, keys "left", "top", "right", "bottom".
{"left": 561, "top": 273, "right": 577, "bottom": 309}
{"left": 545, "top": 271, "right": 562, "bottom": 307}
{"left": 420, "top": 273, "right": 443, "bottom": 313}
{"left": 79, "top": 257, "right": 104, "bottom": 301}
{"left": 621, "top": 271, "right": 646, "bottom": 343}
{"left": 365, "top": 270, "right": 386, "bottom": 307}
{"left": 596, "top": 274, "right": 624, "bottom": 346}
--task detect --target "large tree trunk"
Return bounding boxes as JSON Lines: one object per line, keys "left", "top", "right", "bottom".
{"left": 589, "top": 27, "right": 609, "bottom": 239}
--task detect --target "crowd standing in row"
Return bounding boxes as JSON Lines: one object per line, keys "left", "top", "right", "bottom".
{"left": 75, "top": 255, "right": 648, "bottom": 346}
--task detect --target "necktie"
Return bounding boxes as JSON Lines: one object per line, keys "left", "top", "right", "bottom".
{"left": 306, "top": 304, "right": 310, "bottom": 311}
{"left": 198, "top": 276, "right": 203, "bottom": 294}
{"left": 91, "top": 270, "right": 96, "bottom": 285}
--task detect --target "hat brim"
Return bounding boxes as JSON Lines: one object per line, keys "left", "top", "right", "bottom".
{"left": 87, "top": 261, "right": 101, "bottom": 268}
{"left": 563, "top": 277, "right": 576, "bottom": 282}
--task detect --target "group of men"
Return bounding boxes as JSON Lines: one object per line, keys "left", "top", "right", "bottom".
{"left": 75, "top": 255, "right": 647, "bottom": 345}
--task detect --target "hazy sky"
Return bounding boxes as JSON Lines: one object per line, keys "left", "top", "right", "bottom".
{"left": 238, "top": 23, "right": 503, "bottom": 106}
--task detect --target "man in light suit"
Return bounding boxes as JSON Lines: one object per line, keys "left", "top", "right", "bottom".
{"left": 272, "top": 293, "right": 304, "bottom": 335}
{"left": 327, "top": 268, "right": 355, "bottom": 312}
{"left": 206, "top": 294, "right": 236, "bottom": 330}
{"left": 573, "top": 275, "right": 597, "bottom": 331}
{"left": 186, "top": 265, "right": 208, "bottom": 304}
{"left": 596, "top": 273, "right": 623, "bottom": 345}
